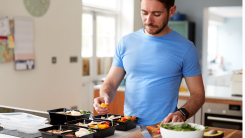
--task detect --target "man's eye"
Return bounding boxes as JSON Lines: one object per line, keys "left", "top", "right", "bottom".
{"left": 142, "top": 12, "right": 147, "bottom": 15}
{"left": 155, "top": 14, "right": 160, "bottom": 17}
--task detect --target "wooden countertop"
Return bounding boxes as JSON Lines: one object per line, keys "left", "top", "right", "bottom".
{"left": 120, "top": 124, "right": 242, "bottom": 138}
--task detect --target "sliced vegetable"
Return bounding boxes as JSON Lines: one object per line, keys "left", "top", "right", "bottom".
{"left": 88, "top": 128, "right": 94, "bottom": 133}
{"left": 117, "top": 115, "right": 136, "bottom": 122}
{"left": 131, "top": 115, "right": 136, "bottom": 121}
{"left": 65, "top": 134, "right": 74, "bottom": 137}
{"left": 101, "top": 103, "right": 109, "bottom": 108}
{"left": 155, "top": 129, "right": 160, "bottom": 134}
{"left": 89, "top": 123, "right": 109, "bottom": 129}
{"left": 146, "top": 126, "right": 156, "bottom": 131}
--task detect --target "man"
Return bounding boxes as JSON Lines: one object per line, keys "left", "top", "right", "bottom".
{"left": 93, "top": 0, "right": 205, "bottom": 126}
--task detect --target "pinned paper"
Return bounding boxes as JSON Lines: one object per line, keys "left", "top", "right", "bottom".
{"left": 15, "top": 59, "right": 35, "bottom": 70}
{"left": 0, "top": 36, "right": 14, "bottom": 63}
{"left": 0, "top": 17, "right": 11, "bottom": 36}
{"left": 8, "top": 35, "right": 15, "bottom": 48}
{"left": 14, "top": 17, "right": 35, "bottom": 70}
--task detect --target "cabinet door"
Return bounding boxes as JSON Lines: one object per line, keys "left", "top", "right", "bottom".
{"left": 93, "top": 90, "right": 125, "bottom": 116}
{"left": 177, "top": 99, "right": 195, "bottom": 123}
{"left": 168, "top": 21, "right": 188, "bottom": 39}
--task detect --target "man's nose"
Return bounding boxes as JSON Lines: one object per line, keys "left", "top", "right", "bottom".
{"left": 146, "top": 14, "right": 154, "bottom": 24}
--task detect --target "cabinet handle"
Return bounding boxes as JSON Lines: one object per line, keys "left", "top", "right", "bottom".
{"left": 207, "top": 116, "right": 242, "bottom": 123}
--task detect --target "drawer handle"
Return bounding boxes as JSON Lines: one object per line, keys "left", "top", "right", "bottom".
{"left": 207, "top": 116, "right": 242, "bottom": 123}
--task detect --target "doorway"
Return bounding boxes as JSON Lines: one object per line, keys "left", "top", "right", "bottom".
{"left": 202, "top": 6, "right": 242, "bottom": 86}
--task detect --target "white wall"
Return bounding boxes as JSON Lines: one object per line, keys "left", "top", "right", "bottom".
{"left": 0, "top": 0, "right": 86, "bottom": 111}
{"left": 133, "top": 0, "right": 144, "bottom": 31}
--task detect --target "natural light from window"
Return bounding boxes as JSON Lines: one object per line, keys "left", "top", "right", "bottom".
{"left": 96, "top": 16, "right": 115, "bottom": 57}
{"left": 82, "top": 0, "right": 118, "bottom": 10}
{"left": 82, "top": 13, "right": 93, "bottom": 57}
{"left": 207, "top": 24, "right": 217, "bottom": 62}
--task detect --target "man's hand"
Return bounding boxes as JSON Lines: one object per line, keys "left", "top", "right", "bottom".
{"left": 93, "top": 96, "right": 110, "bottom": 115}
{"left": 161, "top": 111, "right": 186, "bottom": 124}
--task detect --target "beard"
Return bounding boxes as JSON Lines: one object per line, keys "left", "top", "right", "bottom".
{"left": 144, "top": 15, "right": 169, "bottom": 35}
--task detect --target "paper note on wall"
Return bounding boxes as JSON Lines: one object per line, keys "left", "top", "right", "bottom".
{"left": 8, "top": 35, "right": 15, "bottom": 48}
{"left": 0, "top": 36, "right": 14, "bottom": 63}
{"left": 14, "top": 17, "right": 34, "bottom": 70}
{"left": 15, "top": 59, "right": 35, "bottom": 70}
{"left": 0, "top": 17, "right": 11, "bottom": 36}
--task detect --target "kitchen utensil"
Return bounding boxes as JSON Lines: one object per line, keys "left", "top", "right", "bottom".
{"left": 140, "top": 124, "right": 152, "bottom": 138}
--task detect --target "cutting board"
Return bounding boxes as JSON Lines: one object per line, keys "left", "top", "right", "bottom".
{"left": 120, "top": 123, "right": 242, "bottom": 138}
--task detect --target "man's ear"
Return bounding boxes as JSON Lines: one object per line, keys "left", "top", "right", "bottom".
{"left": 169, "top": 5, "right": 177, "bottom": 17}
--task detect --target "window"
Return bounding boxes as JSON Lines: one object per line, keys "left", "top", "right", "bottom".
{"left": 81, "top": 1, "right": 119, "bottom": 78}
{"left": 82, "top": 0, "right": 118, "bottom": 10}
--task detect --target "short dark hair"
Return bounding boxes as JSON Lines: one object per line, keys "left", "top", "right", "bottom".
{"left": 140, "top": 0, "right": 175, "bottom": 12}
{"left": 158, "top": 0, "right": 175, "bottom": 12}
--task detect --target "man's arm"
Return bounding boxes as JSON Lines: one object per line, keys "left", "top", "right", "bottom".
{"left": 93, "top": 66, "right": 126, "bottom": 115}
{"left": 100, "top": 66, "right": 126, "bottom": 103}
{"left": 162, "top": 74, "right": 205, "bottom": 123}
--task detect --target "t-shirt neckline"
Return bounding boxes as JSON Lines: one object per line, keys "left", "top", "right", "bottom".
{"left": 141, "top": 28, "right": 174, "bottom": 39}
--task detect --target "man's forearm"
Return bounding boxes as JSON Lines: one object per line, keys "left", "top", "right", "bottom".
{"left": 181, "top": 92, "right": 205, "bottom": 119}
{"left": 100, "top": 81, "right": 117, "bottom": 104}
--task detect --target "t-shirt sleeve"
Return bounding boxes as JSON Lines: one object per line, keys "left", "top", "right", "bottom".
{"left": 182, "top": 44, "right": 201, "bottom": 77}
{"left": 112, "top": 39, "right": 124, "bottom": 68}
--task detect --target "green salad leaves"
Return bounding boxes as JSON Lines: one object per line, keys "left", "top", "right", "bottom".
{"left": 160, "top": 122, "right": 200, "bottom": 131}
{"left": 80, "top": 110, "right": 91, "bottom": 115}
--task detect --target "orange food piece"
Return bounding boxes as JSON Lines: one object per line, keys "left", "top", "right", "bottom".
{"left": 124, "top": 115, "right": 131, "bottom": 119}
{"left": 97, "top": 124, "right": 109, "bottom": 129}
{"left": 89, "top": 125, "right": 97, "bottom": 128}
{"left": 101, "top": 103, "right": 109, "bottom": 108}
{"left": 131, "top": 115, "right": 136, "bottom": 121}
{"left": 89, "top": 123, "right": 110, "bottom": 129}
{"left": 146, "top": 126, "right": 156, "bottom": 131}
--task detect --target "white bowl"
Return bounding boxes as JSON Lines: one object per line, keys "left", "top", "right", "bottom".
{"left": 160, "top": 122, "right": 205, "bottom": 138}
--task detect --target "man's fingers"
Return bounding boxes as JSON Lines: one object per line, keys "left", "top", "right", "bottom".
{"left": 162, "top": 113, "right": 173, "bottom": 123}
{"left": 104, "top": 97, "right": 110, "bottom": 105}
{"left": 172, "top": 115, "right": 178, "bottom": 122}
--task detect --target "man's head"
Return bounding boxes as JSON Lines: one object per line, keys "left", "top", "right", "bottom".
{"left": 140, "top": 0, "right": 176, "bottom": 36}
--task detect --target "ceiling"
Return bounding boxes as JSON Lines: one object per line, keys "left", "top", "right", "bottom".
{"left": 209, "top": 6, "right": 242, "bottom": 18}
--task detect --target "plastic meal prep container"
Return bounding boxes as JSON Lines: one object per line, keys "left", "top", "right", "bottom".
{"left": 47, "top": 108, "right": 93, "bottom": 125}
{"left": 67, "top": 118, "right": 118, "bottom": 138}
{"left": 92, "top": 114, "right": 140, "bottom": 131}
{"left": 39, "top": 125, "right": 80, "bottom": 138}
{"left": 61, "top": 128, "right": 96, "bottom": 138}
{"left": 0, "top": 112, "right": 49, "bottom": 133}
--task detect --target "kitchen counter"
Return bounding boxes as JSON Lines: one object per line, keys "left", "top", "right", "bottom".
{"left": 0, "top": 126, "right": 141, "bottom": 138}
{"left": 1, "top": 126, "right": 242, "bottom": 138}
{"left": 0, "top": 105, "right": 141, "bottom": 138}
{"left": 94, "top": 85, "right": 242, "bottom": 102}
{"left": 121, "top": 126, "right": 243, "bottom": 138}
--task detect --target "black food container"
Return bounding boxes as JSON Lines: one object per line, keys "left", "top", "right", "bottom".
{"left": 93, "top": 114, "right": 140, "bottom": 131}
{"left": 39, "top": 125, "right": 79, "bottom": 138}
{"left": 47, "top": 108, "right": 92, "bottom": 125}
{"left": 67, "top": 118, "right": 118, "bottom": 138}
{"left": 61, "top": 128, "right": 96, "bottom": 138}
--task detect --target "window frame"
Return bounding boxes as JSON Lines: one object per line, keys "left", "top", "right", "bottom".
{"left": 82, "top": 6, "right": 119, "bottom": 81}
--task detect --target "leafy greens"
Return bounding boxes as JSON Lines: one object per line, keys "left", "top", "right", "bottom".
{"left": 160, "top": 122, "right": 200, "bottom": 131}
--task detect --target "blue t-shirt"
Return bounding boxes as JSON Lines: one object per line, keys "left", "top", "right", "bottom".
{"left": 112, "top": 28, "right": 201, "bottom": 126}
